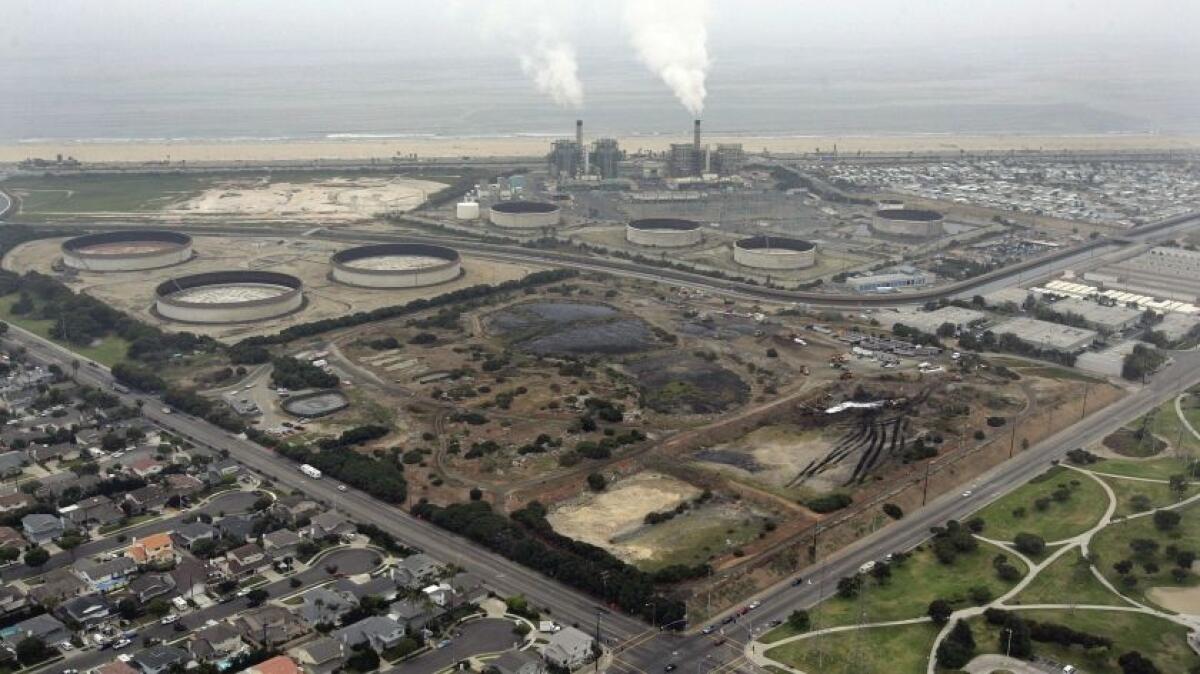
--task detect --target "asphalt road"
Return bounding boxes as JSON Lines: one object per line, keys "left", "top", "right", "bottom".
{"left": 390, "top": 618, "right": 521, "bottom": 674}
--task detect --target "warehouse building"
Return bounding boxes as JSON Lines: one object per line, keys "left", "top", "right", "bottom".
{"left": 1156, "top": 313, "right": 1200, "bottom": 342}
{"left": 848, "top": 267, "right": 936, "bottom": 293}
{"left": 1048, "top": 297, "right": 1143, "bottom": 332}
{"left": 993, "top": 317, "right": 1098, "bottom": 353}
{"left": 889, "top": 306, "right": 987, "bottom": 335}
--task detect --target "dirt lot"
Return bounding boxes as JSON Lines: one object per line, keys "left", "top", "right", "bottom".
{"left": 1147, "top": 585, "right": 1200, "bottom": 614}
{"left": 5, "top": 236, "right": 540, "bottom": 342}
{"left": 696, "top": 424, "right": 845, "bottom": 495}
{"left": 168, "top": 175, "right": 447, "bottom": 221}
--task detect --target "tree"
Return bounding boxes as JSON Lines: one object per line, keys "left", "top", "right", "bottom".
{"left": 117, "top": 597, "right": 140, "bottom": 620}
{"left": 346, "top": 647, "right": 380, "bottom": 672}
{"left": 1153, "top": 510, "right": 1181, "bottom": 531}
{"left": 1013, "top": 532, "right": 1045, "bottom": 556}
{"left": 1130, "top": 538, "right": 1160, "bottom": 557}
{"left": 469, "top": 487, "right": 483, "bottom": 501}
{"left": 935, "top": 620, "right": 976, "bottom": 669}
{"left": 252, "top": 495, "right": 273, "bottom": 512}
{"left": 1169, "top": 474, "right": 1188, "bottom": 500}
{"left": 786, "top": 609, "right": 810, "bottom": 632}
{"left": 23, "top": 547, "right": 49, "bottom": 567}
{"left": 1113, "top": 559, "right": 1134, "bottom": 575}
{"left": 870, "top": 561, "right": 892, "bottom": 584}
{"left": 836, "top": 575, "right": 862, "bottom": 599}
{"left": 1002, "top": 614, "right": 1033, "bottom": 659}
{"left": 246, "top": 588, "right": 269, "bottom": 607}
{"left": 927, "top": 599, "right": 953, "bottom": 625}
{"left": 1118, "top": 651, "right": 1161, "bottom": 674}
{"left": 586, "top": 473, "right": 607, "bottom": 491}
{"left": 15, "top": 637, "right": 49, "bottom": 666}
{"left": 882, "top": 503, "right": 903, "bottom": 520}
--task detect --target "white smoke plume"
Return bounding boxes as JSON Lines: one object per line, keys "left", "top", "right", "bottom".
{"left": 622, "top": 0, "right": 712, "bottom": 116}
{"left": 519, "top": 28, "right": 584, "bottom": 109}
{"left": 459, "top": 2, "right": 585, "bottom": 109}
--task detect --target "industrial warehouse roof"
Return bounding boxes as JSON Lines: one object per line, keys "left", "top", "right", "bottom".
{"left": 993, "top": 317, "right": 1098, "bottom": 352}
{"left": 1048, "top": 297, "right": 1144, "bottom": 329}
{"left": 888, "top": 306, "right": 987, "bottom": 334}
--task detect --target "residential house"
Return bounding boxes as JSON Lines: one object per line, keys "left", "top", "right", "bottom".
{"left": 129, "top": 457, "right": 164, "bottom": 479}
{"left": 306, "top": 512, "right": 355, "bottom": 541}
{"left": 216, "top": 514, "right": 257, "bottom": 543}
{"left": 27, "top": 567, "right": 86, "bottom": 605}
{"left": 391, "top": 553, "right": 445, "bottom": 589}
{"left": 0, "top": 451, "right": 24, "bottom": 478}
{"left": 290, "top": 636, "right": 345, "bottom": 674}
{"left": 450, "top": 572, "right": 488, "bottom": 606}
{"left": 223, "top": 542, "right": 269, "bottom": 579}
{"left": 389, "top": 599, "right": 440, "bottom": 634}
{"left": 0, "top": 492, "right": 33, "bottom": 513}
{"left": 59, "top": 496, "right": 123, "bottom": 529}
{"left": 26, "top": 443, "right": 77, "bottom": 465}
{"left": 124, "top": 485, "right": 169, "bottom": 515}
{"left": 262, "top": 529, "right": 301, "bottom": 559}
{"left": 421, "top": 583, "right": 454, "bottom": 608}
{"left": 131, "top": 644, "right": 190, "bottom": 674}
{"left": 174, "top": 522, "right": 217, "bottom": 550}
{"left": 332, "top": 616, "right": 406, "bottom": 654}
{"left": 6, "top": 614, "right": 70, "bottom": 648}
{"left": 127, "top": 532, "right": 176, "bottom": 566}
{"left": 333, "top": 577, "right": 398, "bottom": 603}
{"left": 96, "top": 660, "right": 140, "bottom": 674}
{"left": 487, "top": 651, "right": 549, "bottom": 674}
{"left": 541, "top": 627, "right": 596, "bottom": 670}
{"left": 271, "top": 496, "right": 321, "bottom": 527}
{"left": 21, "top": 513, "right": 64, "bottom": 544}
{"left": 235, "top": 606, "right": 310, "bottom": 648}
{"left": 57, "top": 595, "right": 110, "bottom": 626}
{"left": 247, "top": 655, "right": 301, "bottom": 674}
{"left": 74, "top": 556, "right": 138, "bottom": 593}
{"left": 128, "top": 572, "right": 176, "bottom": 603}
{"left": 299, "top": 586, "right": 357, "bottom": 627}
{"left": 188, "top": 622, "right": 246, "bottom": 662}
{"left": 164, "top": 474, "right": 204, "bottom": 498}
{"left": 170, "top": 557, "right": 210, "bottom": 599}
{"left": 205, "top": 459, "right": 241, "bottom": 485}
{"left": 74, "top": 429, "right": 105, "bottom": 448}
{"left": 0, "top": 586, "right": 27, "bottom": 615}
{"left": 0, "top": 526, "right": 24, "bottom": 549}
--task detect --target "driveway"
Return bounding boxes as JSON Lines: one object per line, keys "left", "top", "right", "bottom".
{"left": 389, "top": 618, "right": 523, "bottom": 674}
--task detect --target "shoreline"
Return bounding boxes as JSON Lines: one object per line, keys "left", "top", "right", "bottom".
{"left": 3, "top": 133, "right": 1199, "bottom": 165}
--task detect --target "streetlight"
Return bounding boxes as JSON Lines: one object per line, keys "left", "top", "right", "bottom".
{"left": 1004, "top": 627, "right": 1014, "bottom": 658}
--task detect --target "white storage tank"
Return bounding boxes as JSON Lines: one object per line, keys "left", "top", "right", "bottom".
{"left": 456, "top": 202, "right": 480, "bottom": 220}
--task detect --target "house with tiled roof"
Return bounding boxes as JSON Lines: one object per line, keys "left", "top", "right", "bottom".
{"left": 247, "top": 655, "right": 301, "bottom": 674}
{"left": 127, "top": 532, "right": 176, "bottom": 565}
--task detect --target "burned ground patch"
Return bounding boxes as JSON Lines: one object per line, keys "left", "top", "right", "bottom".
{"left": 486, "top": 301, "right": 658, "bottom": 355}
{"left": 627, "top": 353, "right": 749, "bottom": 415}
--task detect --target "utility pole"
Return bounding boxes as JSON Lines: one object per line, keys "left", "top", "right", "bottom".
{"left": 921, "top": 461, "right": 932, "bottom": 506}
{"left": 1009, "top": 421, "right": 1018, "bottom": 458}
{"left": 1080, "top": 382, "right": 1090, "bottom": 420}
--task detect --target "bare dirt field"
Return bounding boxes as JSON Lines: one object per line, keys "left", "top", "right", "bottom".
{"left": 5, "top": 236, "right": 541, "bottom": 342}
{"left": 546, "top": 472, "right": 701, "bottom": 552}
{"left": 1147, "top": 585, "right": 1200, "bottom": 614}
{"left": 696, "top": 424, "right": 844, "bottom": 494}
{"left": 168, "top": 175, "right": 447, "bottom": 221}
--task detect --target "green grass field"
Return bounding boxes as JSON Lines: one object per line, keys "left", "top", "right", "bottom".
{"left": 763, "top": 621, "right": 939, "bottom": 674}
{"left": 1011, "top": 548, "right": 1128, "bottom": 607}
{"left": 1090, "top": 499, "right": 1200, "bottom": 608}
{"left": 1105, "top": 475, "right": 1199, "bottom": 518}
{"left": 1091, "top": 456, "right": 1196, "bottom": 481}
{"left": 760, "top": 542, "right": 1025, "bottom": 637}
{"left": 967, "top": 609, "right": 1200, "bottom": 674}
{"left": 972, "top": 467, "right": 1108, "bottom": 542}
{"left": 0, "top": 294, "right": 129, "bottom": 366}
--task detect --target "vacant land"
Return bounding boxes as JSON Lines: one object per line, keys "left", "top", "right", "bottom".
{"left": 696, "top": 424, "right": 844, "bottom": 496}
{"left": 763, "top": 622, "right": 939, "bottom": 674}
{"left": 3, "top": 172, "right": 216, "bottom": 217}
{"left": 971, "top": 467, "right": 1108, "bottom": 542}
{"left": 546, "top": 473, "right": 701, "bottom": 557}
{"left": 968, "top": 610, "right": 1200, "bottom": 674}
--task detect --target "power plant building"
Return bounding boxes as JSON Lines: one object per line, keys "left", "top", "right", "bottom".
{"left": 590, "top": 138, "right": 621, "bottom": 179}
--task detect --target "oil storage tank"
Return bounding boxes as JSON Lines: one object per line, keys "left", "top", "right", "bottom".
{"left": 330, "top": 243, "right": 462, "bottom": 289}
{"left": 155, "top": 271, "right": 303, "bottom": 324}
{"left": 626, "top": 218, "right": 703, "bottom": 248}
{"left": 62, "top": 230, "right": 193, "bottom": 272}
{"left": 870, "top": 208, "right": 944, "bottom": 239}
{"left": 733, "top": 236, "right": 817, "bottom": 270}
{"left": 488, "top": 200, "right": 560, "bottom": 229}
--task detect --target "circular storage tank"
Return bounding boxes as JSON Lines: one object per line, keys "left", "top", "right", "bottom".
{"left": 62, "top": 230, "right": 193, "bottom": 272}
{"left": 733, "top": 235, "right": 817, "bottom": 270}
{"left": 282, "top": 389, "right": 350, "bottom": 418}
{"left": 155, "top": 271, "right": 303, "bottom": 324}
{"left": 876, "top": 199, "right": 905, "bottom": 211}
{"left": 626, "top": 218, "right": 703, "bottom": 248}
{"left": 871, "top": 208, "right": 944, "bottom": 238}
{"left": 330, "top": 243, "right": 462, "bottom": 289}
{"left": 489, "top": 200, "right": 560, "bottom": 229}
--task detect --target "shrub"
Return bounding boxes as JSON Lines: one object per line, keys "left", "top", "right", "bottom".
{"left": 1153, "top": 509, "right": 1181, "bottom": 531}
{"left": 805, "top": 493, "right": 852, "bottom": 514}
{"left": 882, "top": 503, "right": 903, "bottom": 520}
{"left": 927, "top": 599, "right": 953, "bottom": 625}
{"left": 1013, "top": 533, "right": 1046, "bottom": 556}
{"left": 586, "top": 473, "right": 607, "bottom": 491}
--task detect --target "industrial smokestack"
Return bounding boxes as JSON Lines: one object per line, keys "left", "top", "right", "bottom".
{"left": 576, "top": 119, "right": 583, "bottom": 147}
{"left": 693, "top": 119, "right": 702, "bottom": 175}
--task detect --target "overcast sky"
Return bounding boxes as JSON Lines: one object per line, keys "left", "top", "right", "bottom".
{"left": 4, "top": 0, "right": 1199, "bottom": 56}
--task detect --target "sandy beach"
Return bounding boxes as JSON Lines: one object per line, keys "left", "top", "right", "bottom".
{"left": 3, "top": 134, "right": 1199, "bottom": 165}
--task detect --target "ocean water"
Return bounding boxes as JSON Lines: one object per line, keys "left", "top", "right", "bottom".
{"left": 2, "top": 41, "right": 1197, "bottom": 142}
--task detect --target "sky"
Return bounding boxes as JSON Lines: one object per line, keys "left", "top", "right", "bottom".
{"left": 4, "top": 0, "right": 1198, "bottom": 56}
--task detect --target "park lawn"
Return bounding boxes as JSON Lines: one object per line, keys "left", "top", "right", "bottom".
{"left": 1091, "top": 456, "right": 1198, "bottom": 481}
{"left": 762, "top": 542, "right": 1026, "bottom": 635}
{"left": 1010, "top": 548, "right": 1128, "bottom": 607}
{"left": 0, "top": 294, "right": 129, "bottom": 366}
{"left": 967, "top": 609, "right": 1200, "bottom": 674}
{"left": 763, "top": 621, "right": 938, "bottom": 674}
{"left": 972, "top": 467, "right": 1108, "bottom": 543}
{"left": 1103, "top": 475, "right": 1199, "bottom": 518}
{"left": 1090, "top": 499, "right": 1200, "bottom": 608}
